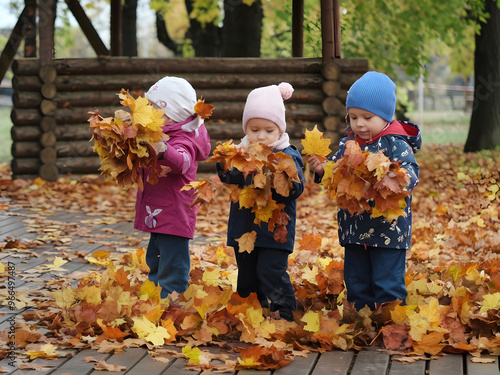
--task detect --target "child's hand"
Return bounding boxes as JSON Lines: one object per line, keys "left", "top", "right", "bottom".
{"left": 308, "top": 155, "right": 326, "bottom": 176}
{"left": 153, "top": 141, "right": 168, "bottom": 154}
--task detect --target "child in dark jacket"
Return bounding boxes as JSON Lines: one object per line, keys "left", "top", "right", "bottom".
{"left": 134, "top": 76, "right": 211, "bottom": 299}
{"left": 217, "top": 82, "right": 305, "bottom": 321}
{"left": 309, "top": 71, "right": 421, "bottom": 310}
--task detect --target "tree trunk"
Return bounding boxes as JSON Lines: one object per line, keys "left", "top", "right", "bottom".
{"left": 464, "top": 0, "right": 500, "bottom": 152}
{"left": 184, "top": 0, "right": 221, "bottom": 57}
{"left": 155, "top": 11, "right": 180, "bottom": 55}
{"left": 122, "top": 0, "right": 138, "bottom": 56}
{"left": 222, "top": 0, "right": 262, "bottom": 57}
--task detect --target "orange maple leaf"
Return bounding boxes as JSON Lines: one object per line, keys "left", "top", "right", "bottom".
{"left": 194, "top": 98, "right": 215, "bottom": 119}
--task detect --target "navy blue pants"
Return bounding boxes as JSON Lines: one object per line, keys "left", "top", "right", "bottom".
{"left": 343, "top": 244, "right": 407, "bottom": 310}
{"left": 233, "top": 245, "right": 296, "bottom": 320}
{"left": 145, "top": 233, "right": 190, "bottom": 299}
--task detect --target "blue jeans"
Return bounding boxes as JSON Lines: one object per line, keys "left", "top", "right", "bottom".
{"left": 343, "top": 244, "right": 407, "bottom": 310}
{"left": 233, "top": 246, "right": 296, "bottom": 321}
{"left": 146, "top": 233, "right": 190, "bottom": 298}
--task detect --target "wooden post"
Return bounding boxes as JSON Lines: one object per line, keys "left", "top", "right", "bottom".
{"left": 110, "top": 0, "right": 123, "bottom": 56}
{"left": 292, "top": 0, "right": 304, "bottom": 57}
{"left": 24, "top": 0, "right": 37, "bottom": 57}
{"left": 333, "top": 0, "right": 341, "bottom": 58}
{"left": 38, "top": 0, "right": 59, "bottom": 181}
{"left": 321, "top": 0, "right": 335, "bottom": 63}
{"left": 38, "top": 0, "right": 55, "bottom": 65}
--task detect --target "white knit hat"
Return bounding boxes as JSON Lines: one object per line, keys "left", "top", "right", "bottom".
{"left": 145, "top": 76, "right": 197, "bottom": 123}
{"left": 242, "top": 82, "right": 294, "bottom": 135}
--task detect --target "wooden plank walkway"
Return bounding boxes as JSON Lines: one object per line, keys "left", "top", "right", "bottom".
{"left": 1, "top": 202, "right": 499, "bottom": 375}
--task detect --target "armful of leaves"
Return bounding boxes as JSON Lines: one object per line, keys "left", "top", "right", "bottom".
{"left": 322, "top": 140, "right": 411, "bottom": 222}
{"left": 187, "top": 141, "right": 302, "bottom": 244}
{"left": 88, "top": 89, "right": 170, "bottom": 191}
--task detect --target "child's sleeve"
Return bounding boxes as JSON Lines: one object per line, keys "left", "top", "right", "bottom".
{"left": 216, "top": 163, "right": 245, "bottom": 186}
{"left": 392, "top": 139, "right": 419, "bottom": 191}
{"left": 158, "top": 143, "right": 194, "bottom": 174}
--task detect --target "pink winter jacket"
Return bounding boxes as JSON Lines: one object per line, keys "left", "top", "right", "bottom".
{"left": 134, "top": 115, "right": 211, "bottom": 238}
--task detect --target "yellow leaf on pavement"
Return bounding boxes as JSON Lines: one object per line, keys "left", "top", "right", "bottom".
{"left": 301, "top": 310, "right": 320, "bottom": 332}
{"left": 132, "top": 316, "right": 170, "bottom": 346}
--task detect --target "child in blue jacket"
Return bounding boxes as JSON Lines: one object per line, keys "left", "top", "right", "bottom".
{"left": 217, "top": 82, "right": 305, "bottom": 321}
{"left": 309, "top": 72, "right": 421, "bottom": 310}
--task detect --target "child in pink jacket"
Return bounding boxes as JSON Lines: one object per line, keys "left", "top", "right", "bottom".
{"left": 134, "top": 76, "right": 211, "bottom": 299}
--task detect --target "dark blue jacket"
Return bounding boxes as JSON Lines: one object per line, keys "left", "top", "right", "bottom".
{"left": 217, "top": 145, "right": 305, "bottom": 252}
{"left": 324, "top": 121, "right": 421, "bottom": 250}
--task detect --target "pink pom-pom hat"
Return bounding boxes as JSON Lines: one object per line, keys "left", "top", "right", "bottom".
{"left": 242, "top": 82, "right": 294, "bottom": 135}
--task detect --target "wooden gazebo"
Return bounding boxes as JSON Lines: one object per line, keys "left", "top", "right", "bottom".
{"left": 0, "top": 0, "right": 368, "bottom": 180}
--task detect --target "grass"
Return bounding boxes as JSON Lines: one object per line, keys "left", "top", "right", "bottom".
{"left": 0, "top": 106, "right": 12, "bottom": 164}
{"left": 406, "top": 110, "right": 470, "bottom": 145}
{"left": 0, "top": 107, "right": 471, "bottom": 165}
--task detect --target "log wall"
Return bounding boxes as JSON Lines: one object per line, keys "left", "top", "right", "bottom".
{"left": 10, "top": 57, "right": 368, "bottom": 180}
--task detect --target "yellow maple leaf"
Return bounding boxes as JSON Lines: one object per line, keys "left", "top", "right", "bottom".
{"left": 41, "top": 256, "right": 68, "bottom": 271}
{"left": 182, "top": 345, "right": 203, "bottom": 365}
{"left": 245, "top": 306, "right": 265, "bottom": 328}
{"left": 144, "top": 304, "right": 163, "bottom": 323}
{"left": 238, "top": 186, "right": 258, "bottom": 208}
{"left": 407, "top": 298, "right": 442, "bottom": 342}
{"left": 202, "top": 268, "right": 221, "bottom": 287}
{"left": 237, "top": 355, "right": 261, "bottom": 368}
{"left": 253, "top": 198, "right": 280, "bottom": 224}
{"left": 26, "top": 344, "right": 60, "bottom": 360}
{"left": 131, "top": 316, "right": 171, "bottom": 346}
{"left": 0, "top": 261, "right": 4, "bottom": 273}
{"left": 257, "top": 319, "right": 276, "bottom": 338}
{"left": 87, "top": 250, "right": 112, "bottom": 266}
{"left": 123, "top": 92, "right": 164, "bottom": 131}
{"left": 76, "top": 285, "right": 102, "bottom": 305}
{"left": 301, "top": 310, "right": 320, "bottom": 332}
{"left": 52, "top": 288, "right": 77, "bottom": 309}
{"left": 479, "top": 293, "right": 500, "bottom": 314}
{"left": 236, "top": 231, "right": 257, "bottom": 254}
{"left": 301, "top": 125, "right": 331, "bottom": 157}
{"left": 140, "top": 279, "right": 162, "bottom": 301}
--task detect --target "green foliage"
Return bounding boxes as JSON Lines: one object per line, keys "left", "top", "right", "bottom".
{"left": 341, "top": 0, "right": 498, "bottom": 81}
{"left": 303, "top": 0, "right": 322, "bottom": 57}
{"left": 261, "top": 0, "right": 292, "bottom": 57}
{"left": 261, "top": 0, "right": 322, "bottom": 58}
{"left": 189, "top": 0, "right": 221, "bottom": 28}
{"left": 0, "top": 107, "right": 13, "bottom": 163}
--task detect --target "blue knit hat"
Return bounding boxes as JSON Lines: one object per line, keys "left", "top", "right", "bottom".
{"left": 346, "top": 71, "right": 396, "bottom": 122}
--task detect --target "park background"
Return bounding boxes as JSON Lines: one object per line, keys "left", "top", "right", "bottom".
{"left": 0, "top": 0, "right": 478, "bottom": 167}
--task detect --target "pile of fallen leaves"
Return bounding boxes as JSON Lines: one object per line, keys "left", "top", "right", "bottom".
{"left": 0, "top": 143, "right": 499, "bottom": 372}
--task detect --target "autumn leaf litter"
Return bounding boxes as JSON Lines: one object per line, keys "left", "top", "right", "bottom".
{"left": 0, "top": 143, "right": 499, "bottom": 372}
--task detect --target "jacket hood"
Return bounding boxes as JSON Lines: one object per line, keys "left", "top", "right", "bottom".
{"left": 355, "top": 120, "right": 421, "bottom": 154}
